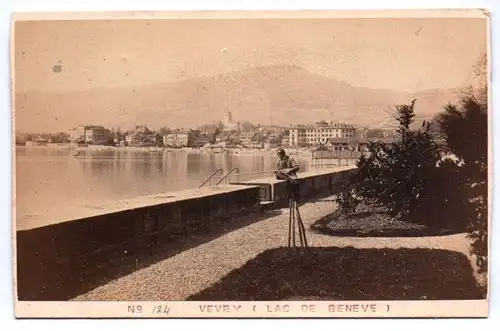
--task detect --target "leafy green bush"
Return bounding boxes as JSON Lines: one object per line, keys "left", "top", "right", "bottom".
{"left": 337, "top": 100, "right": 443, "bottom": 223}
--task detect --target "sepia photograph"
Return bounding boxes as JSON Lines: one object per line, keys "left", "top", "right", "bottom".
{"left": 11, "top": 10, "right": 490, "bottom": 318}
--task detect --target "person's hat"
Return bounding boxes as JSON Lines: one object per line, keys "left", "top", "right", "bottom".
{"left": 276, "top": 148, "right": 285, "bottom": 154}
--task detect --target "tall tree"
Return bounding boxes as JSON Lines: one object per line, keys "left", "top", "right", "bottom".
{"left": 436, "top": 53, "right": 488, "bottom": 274}
{"left": 337, "top": 100, "right": 448, "bottom": 223}
{"left": 239, "top": 121, "right": 255, "bottom": 132}
{"left": 215, "top": 121, "right": 225, "bottom": 132}
{"left": 199, "top": 123, "right": 217, "bottom": 133}
{"left": 158, "top": 126, "right": 172, "bottom": 136}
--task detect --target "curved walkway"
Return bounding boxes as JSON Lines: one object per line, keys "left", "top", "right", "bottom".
{"left": 74, "top": 196, "right": 474, "bottom": 301}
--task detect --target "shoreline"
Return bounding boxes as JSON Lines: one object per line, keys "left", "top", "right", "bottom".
{"left": 16, "top": 143, "right": 314, "bottom": 156}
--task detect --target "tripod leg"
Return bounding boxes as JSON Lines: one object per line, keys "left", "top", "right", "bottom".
{"left": 296, "top": 205, "right": 308, "bottom": 248}
{"left": 288, "top": 200, "right": 292, "bottom": 248}
{"left": 291, "top": 201, "right": 296, "bottom": 248}
{"left": 295, "top": 206, "right": 305, "bottom": 247}
{"left": 296, "top": 203, "right": 305, "bottom": 248}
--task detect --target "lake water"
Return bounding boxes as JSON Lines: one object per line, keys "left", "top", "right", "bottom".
{"left": 15, "top": 147, "right": 311, "bottom": 229}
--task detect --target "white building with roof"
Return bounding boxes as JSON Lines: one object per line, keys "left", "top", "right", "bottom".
{"left": 289, "top": 121, "right": 357, "bottom": 147}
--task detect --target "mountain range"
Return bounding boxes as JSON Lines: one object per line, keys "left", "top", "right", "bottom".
{"left": 14, "top": 65, "right": 462, "bottom": 133}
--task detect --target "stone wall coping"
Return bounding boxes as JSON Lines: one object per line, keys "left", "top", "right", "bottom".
{"left": 17, "top": 166, "right": 356, "bottom": 231}
{"left": 233, "top": 166, "right": 356, "bottom": 184}
{"left": 17, "top": 184, "right": 259, "bottom": 231}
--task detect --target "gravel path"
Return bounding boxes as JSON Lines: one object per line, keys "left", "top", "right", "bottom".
{"left": 74, "top": 196, "right": 473, "bottom": 301}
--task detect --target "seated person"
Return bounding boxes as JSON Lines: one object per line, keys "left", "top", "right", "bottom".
{"left": 275, "top": 148, "right": 301, "bottom": 202}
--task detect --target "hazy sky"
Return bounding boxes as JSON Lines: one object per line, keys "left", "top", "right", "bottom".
{"left": 13, "top": 17, "right": 487, "bottom": 133}
{"left": 15, "top": 18, "right": 486, "bottom": 93}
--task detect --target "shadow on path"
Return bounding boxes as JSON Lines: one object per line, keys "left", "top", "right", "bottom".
{"left": 188, "top": 247, "right": 485, "bottom": 301}
{"left": 17, "top": 209, "right": 284, "bottom": 301}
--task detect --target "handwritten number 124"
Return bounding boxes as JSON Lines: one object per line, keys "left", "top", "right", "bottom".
{"left": 153, "top": 305, "right": 171, "bottom": 314}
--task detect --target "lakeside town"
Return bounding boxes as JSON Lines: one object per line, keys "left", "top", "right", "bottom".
{"left": 13, "top": 13, "right": 489, "bottom": 319}
{"left": 16, "top": 110, "right": 399, "bottom": 155}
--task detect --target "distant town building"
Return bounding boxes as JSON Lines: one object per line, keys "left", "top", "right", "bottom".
{"left": 289, "top": 121, "right": 356, "bottom": 147}
{"left": 164, "top": 129, "right": 208, "bottom": 148}
{"left": 110, "top": 126, "right": 125, "bottom": 145}
{"left": 164, "top": 130, "right": 188, "bottom": 147}
{"left": 125, "top": 125, "right": 156, "bottom": 147}
{"left": 357, "top": 128, "right": 369, "bottom": 139}
{"left": 238, "top": 132, "right": 257, "bottom": 147}
{"left": 70, "top": 125, "right": 111, "bottom": 145}
{"left": 326, "top": 137, "right": 396, "bottom": 152}
{"left": 215, "top": 132, "right": 235, "bottom": 148}
{"left": 193, "top": 134, "right": 210, "bottom": 147}
{"left": 326, "top": 137, "right": 367, "bottom": 152}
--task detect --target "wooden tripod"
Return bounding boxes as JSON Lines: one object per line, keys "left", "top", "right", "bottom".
{"left": 288, "top": 199, "right": 308, "bottom": 249}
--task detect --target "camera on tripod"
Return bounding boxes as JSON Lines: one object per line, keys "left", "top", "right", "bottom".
{"left": 275, "top": 169, "right": 301, "bottom": 203}
{"left": 274, "top": 169, "right": 307, "bottom": 250}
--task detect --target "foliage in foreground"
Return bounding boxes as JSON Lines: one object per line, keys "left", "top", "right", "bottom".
{"left": 336, "top": 100, "right": 467, "bottom": 225}
{"left": 336, "top": 95, "right": 488, "bottom": 274}
{"left": 336, "top": 53, "right": 488, "bottom": 274}
{"left": 438, "top": 96, "right": 488, "bottom": 273}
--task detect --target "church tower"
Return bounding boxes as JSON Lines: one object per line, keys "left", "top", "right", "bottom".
{"left": 224, "top": 110, "right": 233, "bottom": 126}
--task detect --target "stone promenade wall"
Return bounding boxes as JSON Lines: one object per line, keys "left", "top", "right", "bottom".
{"left": 16, "top": 166, "right": 356, "bottom": 300}
{"left": 16, "top": 185, "right": 260, "bottom": 300}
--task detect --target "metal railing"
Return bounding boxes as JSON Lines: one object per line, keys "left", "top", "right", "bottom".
{"left": 199, "top": 168, "right": 224, "bottom": 188}
{"left": 215, "top": 167, "right": 240, "bottom": 185}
